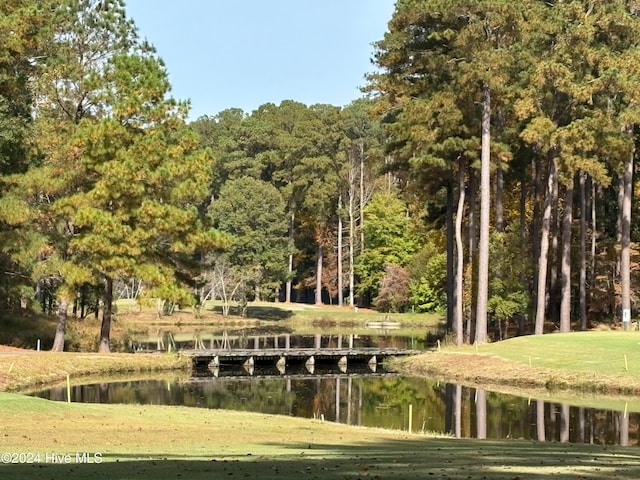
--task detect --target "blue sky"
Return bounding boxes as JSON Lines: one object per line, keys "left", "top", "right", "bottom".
{"left": 124, "top": 1, "right": 396, "bottom": 120}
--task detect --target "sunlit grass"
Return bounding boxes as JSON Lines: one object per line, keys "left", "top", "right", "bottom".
{"left": 473, "top": 331, "right": 640, "bottom": 377}
{"left": 0, "top": 351, "right": 189, "bottom": 392}
{"left": 400, "top": 330, "right": 640, "bottom": 397}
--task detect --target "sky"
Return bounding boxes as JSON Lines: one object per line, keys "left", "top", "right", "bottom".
{"left": 124, "top": 1, "right": 397, "bottom": 121}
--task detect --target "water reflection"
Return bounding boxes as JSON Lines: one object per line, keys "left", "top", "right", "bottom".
{"left": 32, "top": 374, "right": 640, "bottom": 446}
{"left": 133, "top": 330, "right": 431, "bottom": 353}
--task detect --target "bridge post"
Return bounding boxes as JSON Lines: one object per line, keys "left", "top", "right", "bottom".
{"left": 285, "top": 334, "right": 290, "bottom": 350}
{"left": 337, "top": 335, "right": 343, "bottom": 349}
{"left": 314, "top": 334, "right": 321, "bottom": 349}
{"left": 349, "top": 335, "right": 354, "bottom": 349}
{"left": 254, "top": 336, "right": 259, "bottom": 350}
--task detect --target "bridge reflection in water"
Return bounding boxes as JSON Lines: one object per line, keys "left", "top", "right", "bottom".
{"left": 136, "top": 331, "right": 423, "bottom": 376}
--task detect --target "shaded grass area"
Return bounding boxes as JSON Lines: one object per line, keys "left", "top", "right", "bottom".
{"left": 2, "top": 392, "right": 640, "bottom": 480}
{"left": 0, "top": 311, "right": 55, "bottom": 349}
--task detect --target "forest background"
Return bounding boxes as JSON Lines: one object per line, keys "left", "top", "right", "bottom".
{"left": 1, "top": 0, "right": 640, "bottom": 352}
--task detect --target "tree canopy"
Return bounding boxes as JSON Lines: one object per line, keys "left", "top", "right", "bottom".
{"left": 3, "top": 0, "right": 640, "bottom": 351}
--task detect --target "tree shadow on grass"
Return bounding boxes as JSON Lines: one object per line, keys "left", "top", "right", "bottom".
{"left": 3, "top": 437, "right": 640, "bottom": 480}
{"left": 209, "top": 305, "right": 294, "bottom": 321}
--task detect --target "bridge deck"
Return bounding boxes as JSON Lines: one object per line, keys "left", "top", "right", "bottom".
{"left": 183, "top": 347, "right": 422, "bottom": 371}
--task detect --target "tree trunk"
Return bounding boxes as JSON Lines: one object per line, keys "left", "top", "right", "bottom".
{"left": 520, "top": 177, "right": 527, "bottom": 280}
{"left": 98, "top": 276, "right": 113, "bottom": 353}
{"left": 348, "top": 168, "right": 356, "bottom": 307}
{"left": 51, "top": 298, "right": 68, "bottom": 352}
{"left": 549, "top": 166, "right": 560, "bottom": 322}
{"left": 591, "top": 180, "right": 597, "bottom": 297}
{"left": 579, "top": 173, "right": 587, "bottom": 330}
{"left": 621, "top": 152, "right": 633, "bottom": 329}
{"left": 532, "top": 156, "right": 542, "bottom": 308}
{"left": 337, "top": 195, "right": 344, "bottom": 307}
{"left": 535, "top": 157, "right": 557, "bottom": 334}
{"left": 475, "top": 85, "right": 491, "bottom": 344}
{"left": 359, "top": 139, "right": 365, "bottom": 253}
{"left": 285, "top": 211, "right": 294, "bottom": 303}
{"left": 446, "top": 180, "right": 454, "bottom": 333}
{"left": 466, "top": 168, "right": 477, "bottom": 344}
{"left": 559, "top": 181, "right": 574, "bottom": 333}
{"left": 495, "top": 158, "right": 504, "bottom": 232}
{"left": 315, "top": 243, "right": 323, "bottom": 305}
{"left": 454, "top": 158, "right": 466, "bottom": 346}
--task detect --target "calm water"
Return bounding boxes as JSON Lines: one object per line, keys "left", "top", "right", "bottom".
{"left": 32, "top": 371, "right": 639, "bottom": 447}
{"left": 30, "top": 329, "right": 639, "bottom": 446}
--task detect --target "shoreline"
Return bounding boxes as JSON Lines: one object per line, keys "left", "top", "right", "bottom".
{"left": 0, "top": 349, "right": 190, "bottom": 392}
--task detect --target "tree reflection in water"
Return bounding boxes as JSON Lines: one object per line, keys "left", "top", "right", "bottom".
{"left": 31, "top": 374, "right": 639, "bottom": 446}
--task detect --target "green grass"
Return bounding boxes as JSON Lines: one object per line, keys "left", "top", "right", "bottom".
{"left": 400, "top": 330, "right": 640, "bottom": 398}
{"left": 475, "top": 330, "right": 640, "bottom": 375}
{"left": 2, "top": 392, "right": 640, "bottom": 480}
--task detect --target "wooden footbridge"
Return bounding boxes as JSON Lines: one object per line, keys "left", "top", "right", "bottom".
{"left": 184, "top": 346, "right": 422, "bottom": 374}
{"left": 135, "top": 331, "right": 424, "bottom": 374}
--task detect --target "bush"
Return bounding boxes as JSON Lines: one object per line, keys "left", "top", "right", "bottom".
{"left": 375, "top": 263, "right": 410, "bottom": 313}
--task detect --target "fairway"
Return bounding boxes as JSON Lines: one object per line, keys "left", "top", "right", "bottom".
{"left": 478, "top": 331, "right": 640, "bottom": 374}
{"left": 400, "top": 330, "right": 640, "bottom": 398}
{"left": 2, "top": 392, "right": 640, "bottom": 480}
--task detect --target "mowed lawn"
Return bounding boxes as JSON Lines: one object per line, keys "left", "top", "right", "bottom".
{"left": 2, "top": 392, "right": 640, "bottom": 480}
{"left": 475, "top": 330, "right": 640, "bottom": 375}
{"left": 2, "top": 331, "right": 640, "bottom": 479}
{"left": 401, "top": 330, "right": 640, "bottom": 401}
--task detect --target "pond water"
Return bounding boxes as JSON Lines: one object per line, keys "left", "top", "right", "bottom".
{"left": 30, "top": 328, "right": 639, "bottom": 447}
{"left": 131, "top": 328, "right": 432, "bottom": 353}
{"left": 32, "top": 371, "right": 639, "bottom": 447}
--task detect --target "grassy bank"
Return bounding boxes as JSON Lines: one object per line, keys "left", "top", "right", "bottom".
{"left": 398, "top": 330, "right": 640, "bottom": 395}
{"left": 0, "top": 350, "right": 189, "bottom": 392}
{"left": 2, "top": 392, "right": 640, "bottom": 480}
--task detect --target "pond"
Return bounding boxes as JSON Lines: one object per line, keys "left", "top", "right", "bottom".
{"left": 31, "top": 371, "right": 639, "bottom": 447}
